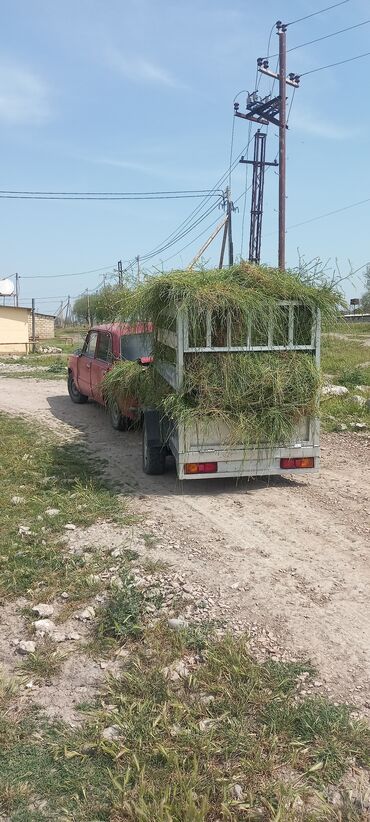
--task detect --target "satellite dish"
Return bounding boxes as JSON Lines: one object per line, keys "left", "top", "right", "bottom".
{"left": 0, "top": 278, "right": 15, "bottom": 296}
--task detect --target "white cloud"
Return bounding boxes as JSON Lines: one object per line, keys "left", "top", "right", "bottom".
{"left": 105, "top": 46, "right": 180, "bottom": 88}
{"left": 0, "top": 60, "right": 51, "bottom": 125}
{"left": 291, "top": 110, "right": 358, "bottom": 140}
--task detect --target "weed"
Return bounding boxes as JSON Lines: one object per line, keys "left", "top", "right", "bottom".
{"left": 21, "top": 640, "right": 66, "bottom": 682}
{"left": 338, "top": 366, "right": 366, "bottom": 387}
{"left": 96, "top": 572, "right": 145, "bottom": 641}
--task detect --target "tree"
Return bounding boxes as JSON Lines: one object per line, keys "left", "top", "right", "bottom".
{"left": 73, "top": 293, "right": 99, "bottom": 324}
{"left": 360, "top": 264, "right": 370, "bottom": 313}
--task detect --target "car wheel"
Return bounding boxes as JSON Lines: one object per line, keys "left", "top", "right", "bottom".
{"left": 68, "top": 372, "right": 88, "bottom": 404}
{"left": 142, "top": 417, "right": 166, "bottom": 475}
{"left": 110, "top": 400, "right": 128, "bottom": 431}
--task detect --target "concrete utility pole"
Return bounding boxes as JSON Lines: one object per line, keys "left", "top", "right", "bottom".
{"left": 136, "top": 255, "right": 140, "bottom": 283}
{"left": 86, "top": 289, "right": 91, "bottom": 325}
{"left": 225, "top": 186, "right": 234, "bottom": 266}
{"left": 117, "top": 259, "right": 123, "bottom": 286}
{"left": 31, "top": 298, "right": 36, "bottom": 353}
{"left": 15, "top": 273, "right": 19, "bottom": 307}
{"left": 234, "top": 22, "right": 300, "bottom": 270}
{"left": 278, "top": 22, "right": 287, "bottom": 270}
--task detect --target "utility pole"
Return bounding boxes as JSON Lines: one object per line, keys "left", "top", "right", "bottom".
{"left": 188, "top": 216, "right": 228, "bottom": 270}
{"left": 278, "top": 22, "right": 287, "bottom": 270}
{"left": 225, "top": 187, "right": 234, "bottom": 266}
{"left": 86, "top": 289, "right": 91, "bottom": 325}
{"left": 136, "top": 255, "right": 140, "bottom": 283}
{"left": 117, "top": 260, "right": 123, "bottom": 286}
{"left": 31, "top": 298, "right": 36, "bottom": 353}
{"left": 240, "top": 131, "right": 277, "bottom": 264}
{"left": 234, "top": 22, "right": 299, "bottom": 270}
{"left": 15, "top": 273, "right": 19, "bottom": 307}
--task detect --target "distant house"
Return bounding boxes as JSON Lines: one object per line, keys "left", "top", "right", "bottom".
{"left": 0, "top": 305, "right": 55, "bottom": 353}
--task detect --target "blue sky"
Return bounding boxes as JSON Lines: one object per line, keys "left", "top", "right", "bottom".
{"left": 1, "top": 0, "right": 369, "bottom": 315}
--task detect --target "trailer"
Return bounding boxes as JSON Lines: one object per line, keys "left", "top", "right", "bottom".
{"left": 142, "top": 301, "right": 321, "bottom": 479}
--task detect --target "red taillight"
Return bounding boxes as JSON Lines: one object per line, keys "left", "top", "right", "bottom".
{"left": 184, "top": 462, "right": 218, "bottom": 475}
{"left": 280, "top": 457, "right": 314, "bottom": 469}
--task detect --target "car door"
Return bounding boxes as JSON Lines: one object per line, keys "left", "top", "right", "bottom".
{"left": 76, "top": 330, "right": 98, "bottom": 397}
{"left": 91, "top": 331, "right": 113, "bottom": 404}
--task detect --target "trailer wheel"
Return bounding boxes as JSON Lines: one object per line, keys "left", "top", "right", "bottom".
{"left": 142, "top": 417, "right": 166, "bottom": 475}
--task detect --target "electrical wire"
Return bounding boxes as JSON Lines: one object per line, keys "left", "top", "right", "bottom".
{"left": 287, "top": 87, "right": 296, "bottom": 125}
{"left": 286, "top": 196, "right": 370, "bottom": 231}
{"left": 299, "top": 49, "right": 370, "bottom": 76}
{"left": 267, "top": 18, "right": 370, "bottom": 58}
{"left": 0, "top": 188, "right": 221, "bottom": 197}
{"left": 135, "top": 133, "right": 256, "bottom": 265}
{"left": 19, "top": 265, "right": 116, "bottom": 280}
{"left": 0, "top": 192, "right": 223, "bottom": 201}
{"left": 287, "top": 0, "right": 350, "bottom": 27}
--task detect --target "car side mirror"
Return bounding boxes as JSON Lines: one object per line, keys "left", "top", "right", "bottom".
{"left": 74, "top": 348, "right": 82, "bottom": 356}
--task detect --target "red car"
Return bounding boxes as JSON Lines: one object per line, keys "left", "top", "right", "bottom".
{"left": 67, "top": 322, "right": 153, "bottom": 429}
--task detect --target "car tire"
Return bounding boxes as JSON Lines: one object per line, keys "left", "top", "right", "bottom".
{"left": 110, "top": 400, "right": 128, "bottom": 431}
{"left": 68, "top": 372, "right": 88, "bottom": 404}
{"left": 142, "top": 417, "right": 166, "bottom": 475}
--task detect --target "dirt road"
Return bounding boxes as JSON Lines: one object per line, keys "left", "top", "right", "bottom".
{"left": 1, "top": 376, "right": 369, "bottom": 711}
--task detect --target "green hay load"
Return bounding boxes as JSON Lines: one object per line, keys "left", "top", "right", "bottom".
{"left": 103, "top": 263, "right": 342, "bottom": 448}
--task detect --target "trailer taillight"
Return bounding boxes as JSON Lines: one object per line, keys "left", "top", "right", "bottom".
{"left": 280, "top": 457, "right": 314, "bottom": 469}
{"left": 185, "top": 462, "right": 218, "bottom": 475}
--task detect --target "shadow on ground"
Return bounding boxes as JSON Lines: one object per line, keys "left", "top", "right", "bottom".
{"left": 46, "top": 391, "right": 303, "bottom": 499}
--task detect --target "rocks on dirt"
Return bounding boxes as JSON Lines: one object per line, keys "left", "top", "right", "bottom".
{"left": 77, "top": 606, "right": 95, "bottom": 621}
{"left": 101, "top": 725, "right": 121, "bottom": 742}
{"left": 11, "top": 495, "right": 25, "bottom": 505}
{"left": 32, "top": 603, "right": 54, "bottom": 618}
{"left": 163, "top": 660, "right": 190, "bottom": 682}
{"left": 168, "top": 617, "right": 189, "bottom": 631}
{"left": 231, "top": 783, "right": 244, "bottom": 801}
{"left": 36, "top": 345, "right": 63, "bottom": 354}
{"left": 64, "top": 523, "right": 76, "bottom": 531}
{"left": 350, "top": 394, "right": 366, "bottom": 407}
{"left": 18, "top": 525, "right": 32, "bottom": 536}
{"left": 17, "top": 640, "right": 36, "bottom": 655}
{"left": 45, "top": 508, "right": 60, "bottom": 517}
{"left": 321, "top": 384, "right": 349, "bottom": 397}
{"left": 33, "top": 618, "right": 58, "bottom": 636}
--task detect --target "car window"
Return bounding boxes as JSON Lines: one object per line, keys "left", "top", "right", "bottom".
{"left": 82, "top": 330, "right": 98, "bottom": 358}
{"left": 120, "top": 333, "right": 153, "bottom": 361}
{"left": 96, "top": 332, "right": 112, "bottom": 362}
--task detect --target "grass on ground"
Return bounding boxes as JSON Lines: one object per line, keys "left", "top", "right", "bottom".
{"left": 321, "top": 322, "right": 370, "bottom": 431}
{"left": 1, "top": 622, "right": 370, "bottom": 820}
{"left": 0, "top": 412, "right": 125, "bottom": 599}
{"left": 0, "top": 412, "right": 370, "bottom": 819}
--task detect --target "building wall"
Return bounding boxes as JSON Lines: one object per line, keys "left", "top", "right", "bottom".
{"left": 0, "top": 306, "right": 29, "bottom": 353}
{"left": 28, "top": 313, "right": 55, "bottom": 340}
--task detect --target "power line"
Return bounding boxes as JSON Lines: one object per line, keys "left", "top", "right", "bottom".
{"left": 267, "top": 18, "right": 370, "bottom": 58}
{"left": 136, "top": 135, "right": 256, "bottom": 265}
{"left": 0, "top": 188, "right": 221, "bottom": 197}
{"left": 0, "top": 192, "right": 223, "bottom": 201}
{"left": 299, "top": 49, "right": 370, "bottom": 76}
{"left": 20, "top": 265, "right": 116, "bottom": 280}
{"left": 286, "top": 196, "right": 370, "bottom": 231}
{"left": 287, "top": 0, "right": 350, "bottom": 27}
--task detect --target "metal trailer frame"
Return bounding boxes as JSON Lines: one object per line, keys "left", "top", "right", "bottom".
{"left": 151, "top": 303, "right": 321, "bottom": 480}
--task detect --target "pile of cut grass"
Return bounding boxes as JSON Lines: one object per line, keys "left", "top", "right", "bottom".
{"left": 164, "top": 351, "right": 320, "bottom": 446}
{"left": 103, "top": 264, "right": 341, "bottom": 447}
